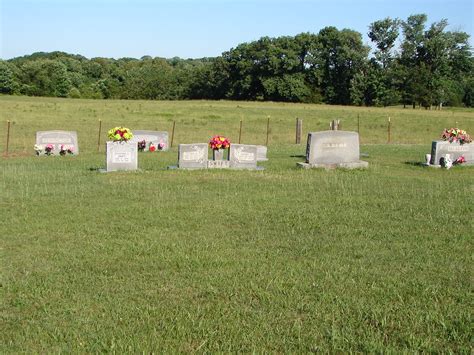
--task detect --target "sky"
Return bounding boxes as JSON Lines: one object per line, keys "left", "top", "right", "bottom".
{"left": 1, "top": 0, "right": 473, "bottom": 60}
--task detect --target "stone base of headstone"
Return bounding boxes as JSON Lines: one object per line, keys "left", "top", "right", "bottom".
{"left": 208, "top": 160, "right": 230, "bottom": 169}
{"left": 297, "top": 160, "right": 369, "bottom": 170}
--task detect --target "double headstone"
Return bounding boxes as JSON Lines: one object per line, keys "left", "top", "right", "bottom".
{"left": 35, "top": 131, "right": 79, "bottom": 155}
{"left": 430, "top": 140, "right": 473, "bottom": 166}
{"left": 131, "top": 130, "right": 169, "bottom": 151}
{"left": 175, "top": 143, "right": 263, "bottom": 170}
{"left": 297, "top": 131, "right": 368, "bottom": 169}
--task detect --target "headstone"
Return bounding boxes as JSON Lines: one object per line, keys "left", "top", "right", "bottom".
{"left": 178, "top": 143, "right": 208, "bottom": 169}
{"left": 106, "top": 141, "right": 138, "bottom": 172}
{"left": 298, "top": 130, "right": 368, "bottom": 169}
{"left": 256, "top": 145, "right": 268, "bottom": 161}
{"left": 131, "top": 130, "right": 169, "bottom": 151}
{"left": 35, "top": 131, "right": 79, "bottom": 155}
{"left": 430, "top": 140, "right": 473, "bottom": 166}
{"left": 229, "top": 144, "right": 259, "bottom": 169}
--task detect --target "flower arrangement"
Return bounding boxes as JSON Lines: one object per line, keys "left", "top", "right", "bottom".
{"left": 138, "top": 140, "right": 165, "bottom": 152}
{"left": 44, "top": 144, "right": 54, "bottom": 156}
{"left": 209, "top": 135, "right": 230, "bottom": 150}
{"left": 108, "top": 127, "right": 133, "bottom": 142}
{"left": 454, "top": 156, "right": 466, "bottom": 165}
{"left": 138, "top": 140, "right": 147, "bottom": 152}
{"left": 34, "top": 144, "right": 43, "bottom": 156}
{"left": 441, "top": 128, "right": 472, "bottom": 145}
{"left": 59, "top": 145, "right": 74, "bottom": 156}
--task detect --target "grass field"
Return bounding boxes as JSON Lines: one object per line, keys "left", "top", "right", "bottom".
{"left": 1, "top": 96, "right": 473, "bottom": 352}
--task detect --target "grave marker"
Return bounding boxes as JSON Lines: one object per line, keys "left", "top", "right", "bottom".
{"left": 106, "top": 141, "right": 138, "bottom": 172}
{"left": 230, "top": 144, "right": 260, "bottom": 169}
{"left": 430, "top": 140, "right": 473, "bottom": 166}
{"left": 132, "top": 130, "right": 169, "bottom": 151}
{"left": 178, "top": 143, "right": 208, "bottom": 169}
{"left": 298, "top": 130, "right": 368, "bottom": 169}
{"left": 35, "top": 131, "right": 79, "bottom": 155}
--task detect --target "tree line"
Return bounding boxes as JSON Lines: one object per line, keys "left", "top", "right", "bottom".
{"left": 1, "top": 14, "right": 472, "bottom": 107}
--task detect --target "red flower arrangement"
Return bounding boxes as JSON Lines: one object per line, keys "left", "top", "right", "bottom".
{"left": 441, "top": 128, "right": 472, "bottom": 145}
{"left": 454, "top": 156, "right": 466, "bottom": 165}
{"left": 209, "top": 135, "right": 230, "bottom": 150}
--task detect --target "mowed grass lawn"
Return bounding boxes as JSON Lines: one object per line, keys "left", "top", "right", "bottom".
{"left": 1, "top": 96, "right": 473, "bottom": 352}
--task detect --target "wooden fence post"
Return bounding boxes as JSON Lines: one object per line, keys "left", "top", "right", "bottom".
{"left": 238, "top": 120, "right": 243, "bottom": 144}
{"left": 265, "top": 116, "right": 270, "bottom": 146}
{"left": 5, "top": 120, "right": 11, "bottom": 156}
{"left": 170, "top": 121, "right": 176, "bottom": 147}
{"left": 296, "top": 118, "right": 302, "bottom": 144}
{"left": 97, "top": 119, "right": 102, "bottom": 152}
{"left": 387, "top": 117, "right": 391, "bottom": 143}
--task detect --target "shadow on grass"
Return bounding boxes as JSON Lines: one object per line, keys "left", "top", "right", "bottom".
{"left": 404, "top": 161, "right": 426, "bottom": 167}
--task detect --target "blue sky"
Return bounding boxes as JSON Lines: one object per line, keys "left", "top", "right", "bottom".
{"left": 1, "top": 0, "right": 472, "bottom": 59}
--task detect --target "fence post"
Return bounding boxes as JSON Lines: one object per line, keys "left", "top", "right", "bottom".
{"left": 5, "top": 120, "right": 11, "bottom": 156}
{"left": 97, "top": 119, "right": 102, "bottom": 152}
{"left": 238, "top": 120, "right": 243, "bottom": 144}
{"left": 170, "top": 121, "right": 176, "bottom": 147}
{"left": 296, "top": 118, "right": 302, "bottom": 144}
{"left": 387, "top": 117, "right": 391, "bottom": 143}
{"left": 265, "top": 116, "right": 270, "bottom": 146}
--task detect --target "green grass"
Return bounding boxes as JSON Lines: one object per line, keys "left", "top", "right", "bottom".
{"left": 1, "top": 96, "right": 473, "bottom": 352}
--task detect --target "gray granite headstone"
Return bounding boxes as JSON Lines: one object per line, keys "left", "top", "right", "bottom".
{"left": 229, "top": 144, "right": 258, "bottom": 169}
{"left": 178, "top": 143, "right": 208, "bottom": 169}
{"left": 256, "top": 145, "right": 268, "bottom": 161}
{"left": 430, "top": 140, "right": 473, "bottom": 166}
{"left": 35, "top": 130, "right": 79, "bottom": 155}
{"left": 131, "top": 130, "right": 169, "bottom": 151}
{"left": 106, "top": 141, "right": 138, "bottom": 172}
{"left": 298, "top": 130, "right": 368, "bottom": 169}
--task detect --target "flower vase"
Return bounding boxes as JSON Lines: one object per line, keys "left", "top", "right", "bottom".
{"left": 213, "top": 149, "right": 224, "bottom": 160}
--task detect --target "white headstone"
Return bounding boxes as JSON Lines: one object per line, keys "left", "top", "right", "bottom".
{"left": 106, "top": 141, "right": 138, "bottom": 172}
